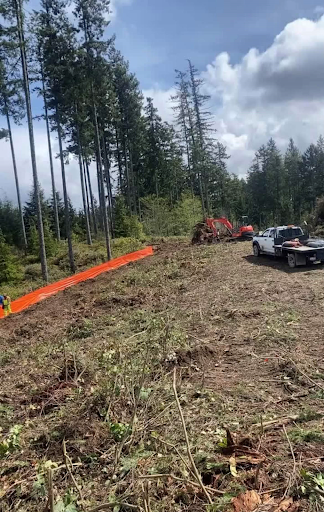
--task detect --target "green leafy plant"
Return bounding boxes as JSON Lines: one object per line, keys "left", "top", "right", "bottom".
{"left": 109, "top": 422, "right": 130, "bottom": 442}
{"left": 33, "top": 460, "right": 58, "bottom": 497}
{"left": 300, "top": 470, "right": 324, "bottom": 504}
{"left": 0, "top": 424, "right": 23, "bottom": 458}
{"left": 53, "top": 490, "right": 78, "bottom": 512}
{"left": 207, "top": 494, "right": 233, "bottom": 511}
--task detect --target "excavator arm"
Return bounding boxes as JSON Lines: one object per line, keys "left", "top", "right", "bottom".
{"left": 206, "top": 217, "right": 233, "bottom": 236}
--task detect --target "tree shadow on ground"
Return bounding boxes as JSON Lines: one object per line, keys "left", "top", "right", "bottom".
{"left": 243, "top": 254, "right": 324, "bottom": 274}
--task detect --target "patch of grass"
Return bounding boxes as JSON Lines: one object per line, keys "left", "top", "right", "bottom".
{"left": 289, "top": 428, "right": 324, "bottom": 444}
{"left": 297, "top": 408, "right": 322, "bottom": 423}
{"left": 67, "top": 319, "right": 93, "bottom": 340}
{"left": 1, "top": 237, "right": 146, "bottom": 300}
{"left": 0, "top": 404, "right": 14, "bottom": 430}
{"left": 0, "top": 351, "right": 14, "bottom": 367}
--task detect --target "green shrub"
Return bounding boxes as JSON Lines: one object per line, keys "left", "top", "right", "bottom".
{"left": 141, "top": 196, "right": 173, "bottom": 236}
{"left": 141, "top": 192, "right": 202, "bottom": 237}
{"left": 112, "top": 237, "right": 144, "bottom": 257}
{"left": 172, "top": 193, "right": 203, "bottom": 235}
{"left": 28, "top": 221, "right": 58, "bottom": 258}
{"left": 24, "top": 263, "right": 42, "bottom": 280}
{"left": 114, "top": 196, "right": 144, "bottom": 238}
{"left": 0, "top": 239, "right": 22, "bottom": 283}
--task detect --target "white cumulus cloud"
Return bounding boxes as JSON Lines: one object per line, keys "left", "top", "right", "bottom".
{"left": 3, "top": 13, "right": 324, "bottom": 206}
{"left": 147, "top": 14, "right": 324, "bottom": 177}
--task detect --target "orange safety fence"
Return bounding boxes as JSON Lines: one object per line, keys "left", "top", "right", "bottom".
{"left": 0, "top": 246, "right": 154, "bottom": 319}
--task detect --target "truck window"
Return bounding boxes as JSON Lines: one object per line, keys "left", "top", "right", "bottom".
{"left": 262, "top": 229, "right": 270, "bottom": 237}
{"left": 278, "top": 227, "right": 303, "bottom": 239}
{"left": 269, "top": 229, "right": 276, "bottom": 237}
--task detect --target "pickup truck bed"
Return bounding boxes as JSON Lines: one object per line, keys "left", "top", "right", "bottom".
{"left": 252, "top": 226, "right": 324, "bottom": 268}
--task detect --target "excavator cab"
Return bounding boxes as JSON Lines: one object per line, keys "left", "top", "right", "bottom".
{"left": 235, "top": 216, "right": 255, "bottom": 239}
{"left": 240, "top": 216, "right": 249, "bottom": 227}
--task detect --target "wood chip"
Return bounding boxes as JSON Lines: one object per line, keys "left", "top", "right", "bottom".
{"left": 232, "top": 490, "right": 261, "bottom": 512}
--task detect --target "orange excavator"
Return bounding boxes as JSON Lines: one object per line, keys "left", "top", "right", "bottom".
{"left": 192, "top": 216, "right": 255, "bottom": 244}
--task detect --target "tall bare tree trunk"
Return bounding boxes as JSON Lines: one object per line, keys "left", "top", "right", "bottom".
{"left": 128, "top": 145, "right": 138, "bottom": 215}
{"left": 123, "top": 139, "right": 132, "bottom": 211}
{"left": 102, "top": 133, "right": 114, "bottom": 237}
{"left": 94, "top": 105, "right": 111, "bottom": 260}
{"left": 81, "top": 14, "right": 111, "bottom": 260}
{"left": 14, "top": 0, "right": 48, "bottom": 281}
{"left": 84, "top": 158, "right": 98, "bottom": 235}
{"left": 4, "top": 98, "right": 27, "bottom": 251}
{"left": 76, "top": 118, "right": 92, "bottom": 245}
{"left": 56, "top": 105, "right": 75, "bottom": 273}
{"left": 40, "top": 60, "right": 60, "bottom": 241}
{"left": 115, "top": 127, "right": 123, "bottom": 193}
{"left": 82, "top": 157, "right": 92, "bottom": 233}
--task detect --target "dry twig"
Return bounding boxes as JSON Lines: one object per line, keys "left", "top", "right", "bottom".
{"left": 288, "top": 357, "right": 324, "bottom": 392}
{"left": 283, "top": 424, "right": 297, "bottom": 498}
{"left": 88, "top": 503, "right": 140, "bottom": 512}
{"left": 172, "top": 368, "right": 213, "bottom": 505}
{"left": 139, "top": 473, "right": 225, "bottom": 495}
{"left": 141, "top": 481, "right": 151, "bottom": 512}
{"left": 63, "top": 440, "right": 84, "bottom": 506}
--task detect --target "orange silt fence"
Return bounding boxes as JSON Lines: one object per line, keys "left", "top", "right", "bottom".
{"left": 0, "top": 246, "right": 154, "bottom": 319}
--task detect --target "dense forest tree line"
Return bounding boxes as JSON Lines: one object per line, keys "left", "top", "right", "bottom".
{"left": 1, "top": 0, "right": 324, "bottom": 284}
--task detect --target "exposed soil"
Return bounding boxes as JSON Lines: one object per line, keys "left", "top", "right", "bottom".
{"left": 1, "top": 240, "right": 324, "bottom": 511}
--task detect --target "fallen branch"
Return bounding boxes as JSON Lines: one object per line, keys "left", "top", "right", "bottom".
{"left": 141, "top": 482, "right": 151, "bottom": 512}
{"left": 104, "top": 372, "right": 119, "bottom": 423}
{"left": 172, "top": 368, "right": 213, "bottom": 505}
{"left": 288, "top": 358, "right": 324, "bottom": 392}
{"left": 139, "top": 473, "right": 225, "bottom": 495}
{"left": 283, "top": 424, "right": 297, "bottom": 498}
{"left": 63, "top": 440, "right": 84, "bottom": 507}
{"left": 251, "top": 415, "right": 299, "bottom": 431}
{"left": 275, "top": 391, "right": 309, "bottom": 404}
{"left": 155, "top": 436, "right": 195, "bottom": 479}
{"left": 88, "top": 503, "right": 140, "bottom": 512}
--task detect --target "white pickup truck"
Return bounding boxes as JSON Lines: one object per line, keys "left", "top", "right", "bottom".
{"left": 252, "top": 226, "right": 324, "bottom": 268}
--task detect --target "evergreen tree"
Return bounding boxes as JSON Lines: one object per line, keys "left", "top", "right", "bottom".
{"left": 73, "top": 0, "right": 112, "bottom": 260}
{"left": 300, "top": 144, "right": 317, "bottom": 214}
{"left": 10, "top": 0, "right": 49, "bottom": 280}
{"left": 0, "top": 14, "right": 27, "bottom": 250}
{"left": 0, "top": 234, "right": 21, "bottom": 282}
{"left": 284, "top": 139, "right": 302, "bottom": 222}
{"left": 0, "top": 200, "right": 21, "bottom": 246}
{"left": 34, "top": 0, "right": 76, "bottom": 272}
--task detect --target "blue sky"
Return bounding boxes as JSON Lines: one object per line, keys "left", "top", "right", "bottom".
{"left": 2, "top": 0, "right": 324, "bottom": 206}
{"left": 112, "top": 0, "right": 321, "bottom": 89}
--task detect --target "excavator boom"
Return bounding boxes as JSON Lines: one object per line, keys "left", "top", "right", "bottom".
{"left": 192, "top": 216, "right": 255, "bottom": 244}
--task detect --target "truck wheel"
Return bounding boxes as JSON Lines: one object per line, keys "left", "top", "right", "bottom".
{"left": 287, "top": 253, "right": 296, "bottom": 268}
{"left": 253, "top": 243, "right": 260, "bottom": 257}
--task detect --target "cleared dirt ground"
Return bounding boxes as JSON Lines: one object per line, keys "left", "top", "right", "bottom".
{"left": 1, "top": 241, "right": 324, "bottom": 511}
